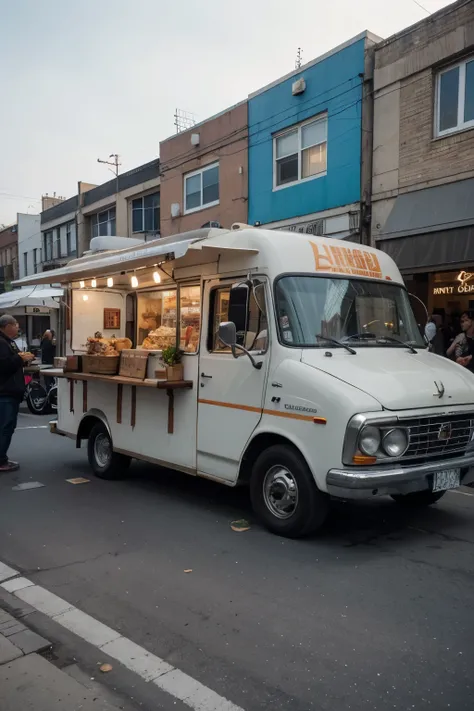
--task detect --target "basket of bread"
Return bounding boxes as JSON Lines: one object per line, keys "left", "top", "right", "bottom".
{"left": 82, "top": 332, "right": 132, "bottom": 375}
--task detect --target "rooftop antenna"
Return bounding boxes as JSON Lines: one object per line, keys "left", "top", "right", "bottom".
{"left": 295, "top": 47, "right": 303, "bottom": 69}
{"left": 97, "top": 153, "right": 121, "bottom": 194}
{"left": 174, "top": 108, "right": 196, "bottom": 134}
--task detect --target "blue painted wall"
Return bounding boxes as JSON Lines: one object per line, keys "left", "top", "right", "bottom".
{"left": 248, "top": 38, "right": 365, "bottom": 225}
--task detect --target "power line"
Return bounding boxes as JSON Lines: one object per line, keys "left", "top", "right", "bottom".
{"left": 410, "top": 0, "right": 430, "bottom": 14}
{"left": 160, "top": 78, "right": 364, "bottom": 173}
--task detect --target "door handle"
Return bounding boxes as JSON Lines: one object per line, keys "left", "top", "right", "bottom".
{"left": 201, "top": 373, "right": 213, "bottom": 379}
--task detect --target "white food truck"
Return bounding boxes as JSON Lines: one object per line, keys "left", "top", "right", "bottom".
{"left": 15, "top": 225, "right": 474, "bottom": 537}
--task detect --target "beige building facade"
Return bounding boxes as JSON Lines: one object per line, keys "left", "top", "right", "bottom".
{"left": 159, "top": 102, "right": 248, "bottom": 237}
{"left": 372, "top": 0, "right": 474, "bottom": 325}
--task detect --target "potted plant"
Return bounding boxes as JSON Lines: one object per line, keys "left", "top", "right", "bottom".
{"left": 161, "top": 345, "right": 184, "bottom": 382}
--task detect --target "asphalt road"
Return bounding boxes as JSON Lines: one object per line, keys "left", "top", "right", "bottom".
{"left": 1, "top": 411, "right": 474, "bottom": 710}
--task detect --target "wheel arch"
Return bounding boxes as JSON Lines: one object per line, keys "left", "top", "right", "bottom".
{"left": 238, "top": 430, "right": 310, "bottom": 485}
{"left": 76, "top": 409, "right": 112, "bottom": 449}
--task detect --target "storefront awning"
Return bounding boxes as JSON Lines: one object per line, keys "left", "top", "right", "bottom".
{"left": 0, "top": 286, "right": 63, "bottom": 310}
{"left": 376, "top": 179, "right": 474, "bottom": 272}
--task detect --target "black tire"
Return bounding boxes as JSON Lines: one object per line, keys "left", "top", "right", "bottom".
{"left": 26, "top": 383, "right": 48, "bottom": 415}
{"left": 391, "top": 490, "right": 446, "bottom": 507}
{"left": 87, "top": 422, "right": 131, "bottom": 480}
{"left": 250, "top": 444, "right": 329, "bottom": 538}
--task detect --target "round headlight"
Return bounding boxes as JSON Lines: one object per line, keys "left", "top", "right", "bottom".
{"left": 359, "top": 426, "right": 381, "bottom": 456}
{"left": 382, "top": 428, "right": 408, "bottom": 457}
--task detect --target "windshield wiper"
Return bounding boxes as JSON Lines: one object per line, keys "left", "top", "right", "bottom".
{"left": 376, "top": 336, "right": 418, "bottom": 354}
{"left": 316, "top": 334, "right": 356, "bottom": 355}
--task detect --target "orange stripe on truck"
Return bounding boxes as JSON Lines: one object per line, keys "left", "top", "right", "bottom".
{"left": 198, "top": 399, "right": 326, "bottom": 424}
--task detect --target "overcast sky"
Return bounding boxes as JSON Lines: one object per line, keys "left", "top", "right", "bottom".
{"left": 0, "top": 0, "right": 454, "bottom": 225}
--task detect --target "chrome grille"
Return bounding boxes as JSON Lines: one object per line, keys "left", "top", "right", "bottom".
{"left": 403, "top": 413, "right": 474, "bottom": 460}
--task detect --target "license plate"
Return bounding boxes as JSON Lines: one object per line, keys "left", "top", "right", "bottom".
{"left": 433, "top": 469, "right": 460, "bottom": 492}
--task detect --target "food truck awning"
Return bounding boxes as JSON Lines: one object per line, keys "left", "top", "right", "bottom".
{"left": 13, "top": 229, "right": 259, "bottom": 287}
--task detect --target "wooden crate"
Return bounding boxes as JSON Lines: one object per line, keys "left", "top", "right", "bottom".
{"left": 119, "top": 350, "right": 149, "bottom": 380}
{"left": 64, "top": 355, "right": 82, "bottom": 372}
{"left": 82, "top": 355, "right": 120, "bottom": 375}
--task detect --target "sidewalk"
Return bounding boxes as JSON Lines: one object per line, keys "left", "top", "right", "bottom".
{"left": 0, "top": 607, "right": 130, "bottom": 711}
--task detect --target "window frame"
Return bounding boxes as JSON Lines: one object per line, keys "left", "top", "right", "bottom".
{"left": 273, "top": 114, "right": 328, "bottom": 191}
{"left": 66, "top": 221, "right": 76, "bottom": 256}
{"left": 91, "top": 208, "right": 116, "bottom": 239}
{"left": 206, "top": 277, "right": 270, "bottom": 355}
{"left": 131, "top": 192, "right": 160, "bottom": 234}
{"left": 44, "top": 231, "right": 53, "bottom": 262}
{"left": 183, "top": 162, "right": 220, "bottom": 215}
{"left": 435, "top": 56, "right": 474, "bottom": 137}
{"left": 23, "top": 252, "right": 28, "bottom": 277}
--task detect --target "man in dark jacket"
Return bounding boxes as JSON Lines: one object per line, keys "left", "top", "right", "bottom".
{"left": 0, "top": 315, "right": 33, "bottom": 471}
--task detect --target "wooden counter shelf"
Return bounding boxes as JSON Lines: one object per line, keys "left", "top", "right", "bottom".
{"left": 48, "top": 369, "right": 193, "bottom": 434}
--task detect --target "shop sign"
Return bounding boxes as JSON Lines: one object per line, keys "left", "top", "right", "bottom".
{"left": 310, "top": 242, "right": 383, "bottom": 280}
{"left": 433, "top": 271, "right": 474, "bottom": 295}
{"left": 26, "top": 306, "right": 50, "bottom": 315}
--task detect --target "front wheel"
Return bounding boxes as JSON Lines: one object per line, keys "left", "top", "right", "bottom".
{"left": 87, "top": 422, "right": 131, "bottom": 480}
{"left": 250, "top": 444, "right": 329, "bottom": 538}
{"left": 391, "top": 490, "right": 446, "bottom": 507}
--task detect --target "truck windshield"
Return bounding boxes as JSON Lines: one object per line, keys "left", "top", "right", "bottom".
{"left": 275, "top": 275, "right": 426, "bottom": 348}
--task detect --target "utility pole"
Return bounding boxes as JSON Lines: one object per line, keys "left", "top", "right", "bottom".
{"left": 97, "top": 153, "right": 121, "bottom": 194}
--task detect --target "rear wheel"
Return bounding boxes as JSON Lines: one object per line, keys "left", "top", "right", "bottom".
{"left": 250, "top": 444, "right": 329, "bottom": 538}
{"left": 87, "top": 422, "right": 131, "bottom": 480}
{"left": 391, "top": 490, "right": 446, "bottom": 507}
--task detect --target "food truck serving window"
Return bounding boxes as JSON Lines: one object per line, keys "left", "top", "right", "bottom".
{"left": 179, "top": 285, "right": 201, "bottom": 353}
{"left": 136, "top": 285, "right": 202, "bottom": 353}
{"left": 137, "top": 289, "right": 177, "bottom": 349}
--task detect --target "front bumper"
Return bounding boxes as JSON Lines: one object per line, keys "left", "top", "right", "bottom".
{"left": 327, "top": 452, "right": 474, "bottom": 499}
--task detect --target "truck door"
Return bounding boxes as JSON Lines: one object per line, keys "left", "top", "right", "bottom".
{"left": 197, "top": 277, "right": 270, "bottom": 482}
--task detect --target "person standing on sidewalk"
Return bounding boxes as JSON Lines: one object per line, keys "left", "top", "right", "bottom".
{"left": 0, "top": 315, "right": 33, "bottom": 471}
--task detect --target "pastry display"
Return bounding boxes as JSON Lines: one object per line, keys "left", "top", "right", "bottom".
{"left": 85, "top": 332, "right": 132, "bottom": 356}
{"left": 141, "top": 326, "right": 176, "bottom": 350}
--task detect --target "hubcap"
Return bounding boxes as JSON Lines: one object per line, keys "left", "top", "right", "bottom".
{"left": 263, "top": 465, "right": 299, "bottom": 519}
{"left": 94, "top": 433, "right": 111, "bottom": 468}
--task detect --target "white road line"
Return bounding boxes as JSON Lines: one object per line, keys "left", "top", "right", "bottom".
{"left": 16, "top": 426, "right": 49, "bottom": 430}
{"left": 0, "top": 562, "right": 19, "bottom": 583}
{"left": 1, "top": 576, "right": 34, "bottom": 593}
{"left": 0, "top": 568, "right": 245, "bottom": 711}
{"left": 449, "top": 489, "right": 474, "bottom": 497}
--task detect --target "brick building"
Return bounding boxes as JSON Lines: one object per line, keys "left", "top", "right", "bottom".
{"left": 0, "top": 224, "right": 19, "bottom": 292}
{"left": 372, "top": 0, "right": 474, "bottom": 325}
{"left": 159, "top": 102, "right": 248, "bottom": 237}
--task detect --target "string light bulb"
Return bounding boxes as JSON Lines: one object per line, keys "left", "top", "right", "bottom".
{"left": 82, "top": 294, "right": 89, "bottom": 301}
{"left": 107, "top": 277, "right": 113, "bottom": 287}
{"left": 79, "top": 281, "right": 85, "bottom": 289}
{"left": 91, "top": 279, "right": 97, "bottom": 288}
{"left": 153, "top": 271, "right": 161, "bottom": 284}
{"left": 131, "top": 275, "right": 138, "bottom": 288}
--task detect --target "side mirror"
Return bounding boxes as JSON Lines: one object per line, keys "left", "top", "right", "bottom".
{"left": 218, "top": 321, "right": 237, "bottom": 350}
{"left": 218, "top": 320, "right": 262, "bottom": 370}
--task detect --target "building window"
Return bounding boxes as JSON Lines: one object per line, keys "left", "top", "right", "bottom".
{"left": 66, "top": 222, "right": 76, "bottom": 255}
{"left": 23, "top": 252, "right": 28, "bottom": 277}
{"left": 436, "top": 57, "right": 474, "bottom": 136}
{"left": 273, "top": 114, "right": 327, "bottom": 188}
{"left": 132, "top": 193, "right": 160, "bottom": 233}
{"left": 91, "top": 208, "right": 116, "bottom": 238}
{"left": 184, "top": 163, "right": 219, "bottom": 214}
{"left": 54, "top": 227, "right": 61, "bottom": 259}
{"left": 44, "top": 231, "right": 53, "bottom": 262}
{"left": 33, "top": 248, "right": 39, "bottom": 273}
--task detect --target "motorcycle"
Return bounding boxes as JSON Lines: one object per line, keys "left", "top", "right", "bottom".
{"left": 24, "top": 373, "right": 57, "bottom": 415}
